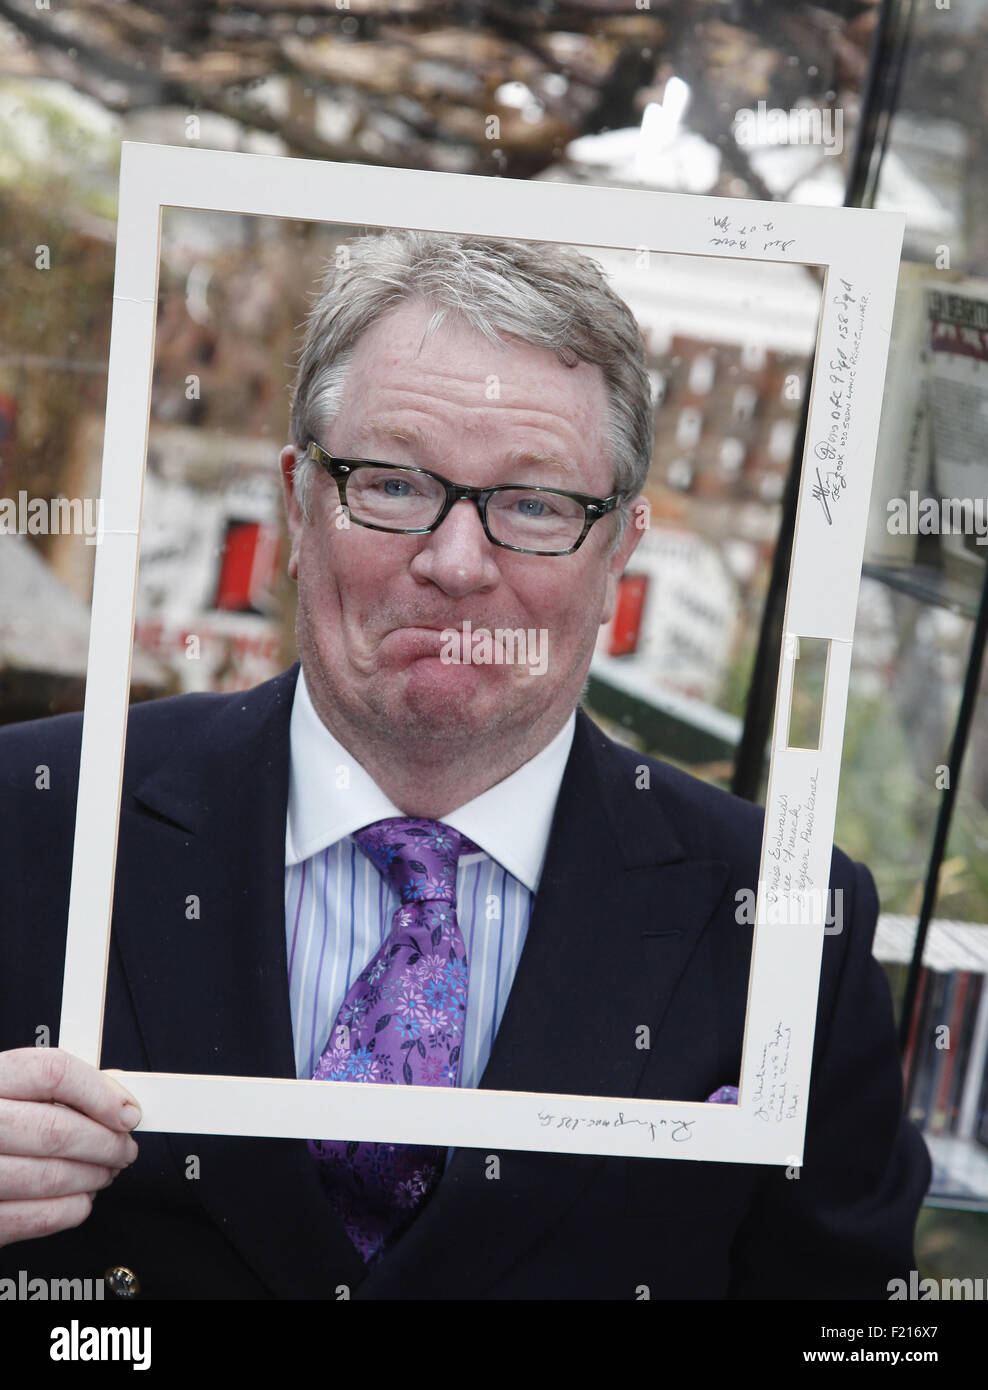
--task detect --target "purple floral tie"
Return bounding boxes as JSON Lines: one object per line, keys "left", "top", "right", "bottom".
{"left": 307, "top": 817, "right": 478, "bottom": 1265}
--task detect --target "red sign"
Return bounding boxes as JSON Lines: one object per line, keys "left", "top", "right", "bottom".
{"left": 608, "top": 573, "right": 649, "bottom": 657}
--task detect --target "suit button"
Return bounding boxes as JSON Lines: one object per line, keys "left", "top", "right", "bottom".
{"left": 105, "top": 1266, "right": 140, "bottom": 1297}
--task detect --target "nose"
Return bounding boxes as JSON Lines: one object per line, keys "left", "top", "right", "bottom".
{"left": 407, "top": 497, "right": 502, "bottom": 597}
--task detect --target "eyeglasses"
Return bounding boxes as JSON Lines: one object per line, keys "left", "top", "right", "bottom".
{"left": 305, "top": 441, "right": 622, "bottom": 556}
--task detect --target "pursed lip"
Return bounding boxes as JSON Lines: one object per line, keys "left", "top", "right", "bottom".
{"left": 378, "top": 625, "right": 459, "bottom": 660}
{"left": 377, "top": 622, "right": 522, "bottom": 662}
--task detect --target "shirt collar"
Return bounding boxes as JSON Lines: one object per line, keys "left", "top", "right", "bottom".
{"left": 285, "top": 666, "right": 575, "bottom": 893}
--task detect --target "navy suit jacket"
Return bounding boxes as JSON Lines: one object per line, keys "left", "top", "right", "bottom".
{"left": 0, "top": 664, "right": 930, "bottom": 1299}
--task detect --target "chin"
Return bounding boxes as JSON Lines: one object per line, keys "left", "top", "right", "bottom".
{"left": 392, "top": 663, "right": 535, "bottom": 739}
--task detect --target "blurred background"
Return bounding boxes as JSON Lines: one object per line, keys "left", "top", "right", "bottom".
{"left": 0, "top": 0, "right": 986, "bottom": 1276}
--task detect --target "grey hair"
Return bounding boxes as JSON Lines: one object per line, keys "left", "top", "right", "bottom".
{"left": 288, "top": 229, "right": 653, "bottom": 533}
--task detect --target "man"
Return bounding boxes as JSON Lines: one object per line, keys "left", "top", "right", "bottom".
{"left": 0, "top": 231, "right": 929, "bottom": 1299}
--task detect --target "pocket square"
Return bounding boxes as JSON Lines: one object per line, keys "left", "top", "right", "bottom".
{"left": 706, "top": 1085, "right": 739, "bottom": 1104}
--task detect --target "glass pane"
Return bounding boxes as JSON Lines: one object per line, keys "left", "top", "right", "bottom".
{"left": 900, "top": 656, "right": 988, "bottom": 1208}
{"left": 834, "top": 579, "right": 969, "bottom": 933}
{"left": 134, "top": 210, "right": 356, "bottom": 696}
{"left": 346, "top": 468, "right": 446, "bottom": 530}
{"left": 0, "top": 0, "right": 878, "bottom": 733}
{"left": 584, "top": 247, "right": 822, "bottom": 790}
{"left": 0, "top": 201, "right": 109, "bottom": 727}
{"left": 487, "top": 489, "right": 586, "bottom": 553}
{"left": 872, "top": 5, "right": 988, "bottom": 279}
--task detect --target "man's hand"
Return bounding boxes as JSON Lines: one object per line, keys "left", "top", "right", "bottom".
{"left": 0, "top": 1048, "right": 140, "bottom": 1249}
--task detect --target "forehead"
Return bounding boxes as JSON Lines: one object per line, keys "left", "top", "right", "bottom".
{"left": 331, "top": 297, "right": 611, "bottom": 481}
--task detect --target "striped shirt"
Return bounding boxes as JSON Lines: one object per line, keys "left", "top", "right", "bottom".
{"left": 285, "top": 846, "right": 532, "bottom": 1086}
{"left": 284, "top": 667, "right": 575, "bottom": 1087}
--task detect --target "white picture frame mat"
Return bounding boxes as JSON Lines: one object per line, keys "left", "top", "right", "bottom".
{"left": 58, "top": 141, "right": 904, "bottom": 1163}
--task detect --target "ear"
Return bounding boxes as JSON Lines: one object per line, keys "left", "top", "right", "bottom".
{"left": 600, "top": 495, "right": 648, "bottom": 628}
{"left": 279, "top": 443, "right": 303, "bottom": 582}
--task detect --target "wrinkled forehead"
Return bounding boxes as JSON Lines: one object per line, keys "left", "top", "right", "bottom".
{"left": 332, "top": 298, "right": 612, "bottom": 473}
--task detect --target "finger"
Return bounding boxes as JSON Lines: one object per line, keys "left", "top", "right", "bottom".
{"left": 0, "top": 1050, "right": 141, "bottom": 1132}
{"left": 0, "top": 1193, "right": 94, "bottom": 1249}
{"left": 0, "top": 1097, "right": 139, "bottom": 1169}
{"left": 0, "top": 1154, "right": 120, "bottom": 1201}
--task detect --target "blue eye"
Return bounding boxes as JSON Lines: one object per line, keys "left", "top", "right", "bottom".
{"left": 511, "top": 494, "right": 567, "bottom": 520}
{"left": 382, "top": 477, "right": 415, "bottom": 498}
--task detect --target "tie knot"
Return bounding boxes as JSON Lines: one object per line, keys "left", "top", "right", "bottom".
{"left": 353, "top": 817, "right": 479, "bottom": 904}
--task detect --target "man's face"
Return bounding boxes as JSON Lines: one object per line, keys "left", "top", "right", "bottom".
{"left": 280, "top": 296, "right": 644, "bottom": 753}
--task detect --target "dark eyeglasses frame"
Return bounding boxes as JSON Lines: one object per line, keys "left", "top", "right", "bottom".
{"left": 305, "top": 440, "right": 622, "bottom": 557}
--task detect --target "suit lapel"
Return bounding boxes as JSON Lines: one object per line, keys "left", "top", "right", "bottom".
{"left": 358, "top": 709, "right": 730, "bottom": 1299}
{"left": 110, "top": 663, "right": 366, "bottom": 1296}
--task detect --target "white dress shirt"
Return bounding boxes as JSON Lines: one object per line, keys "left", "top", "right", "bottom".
{"left": 284, "top": 666, "right": 575, "bottom": 1086}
